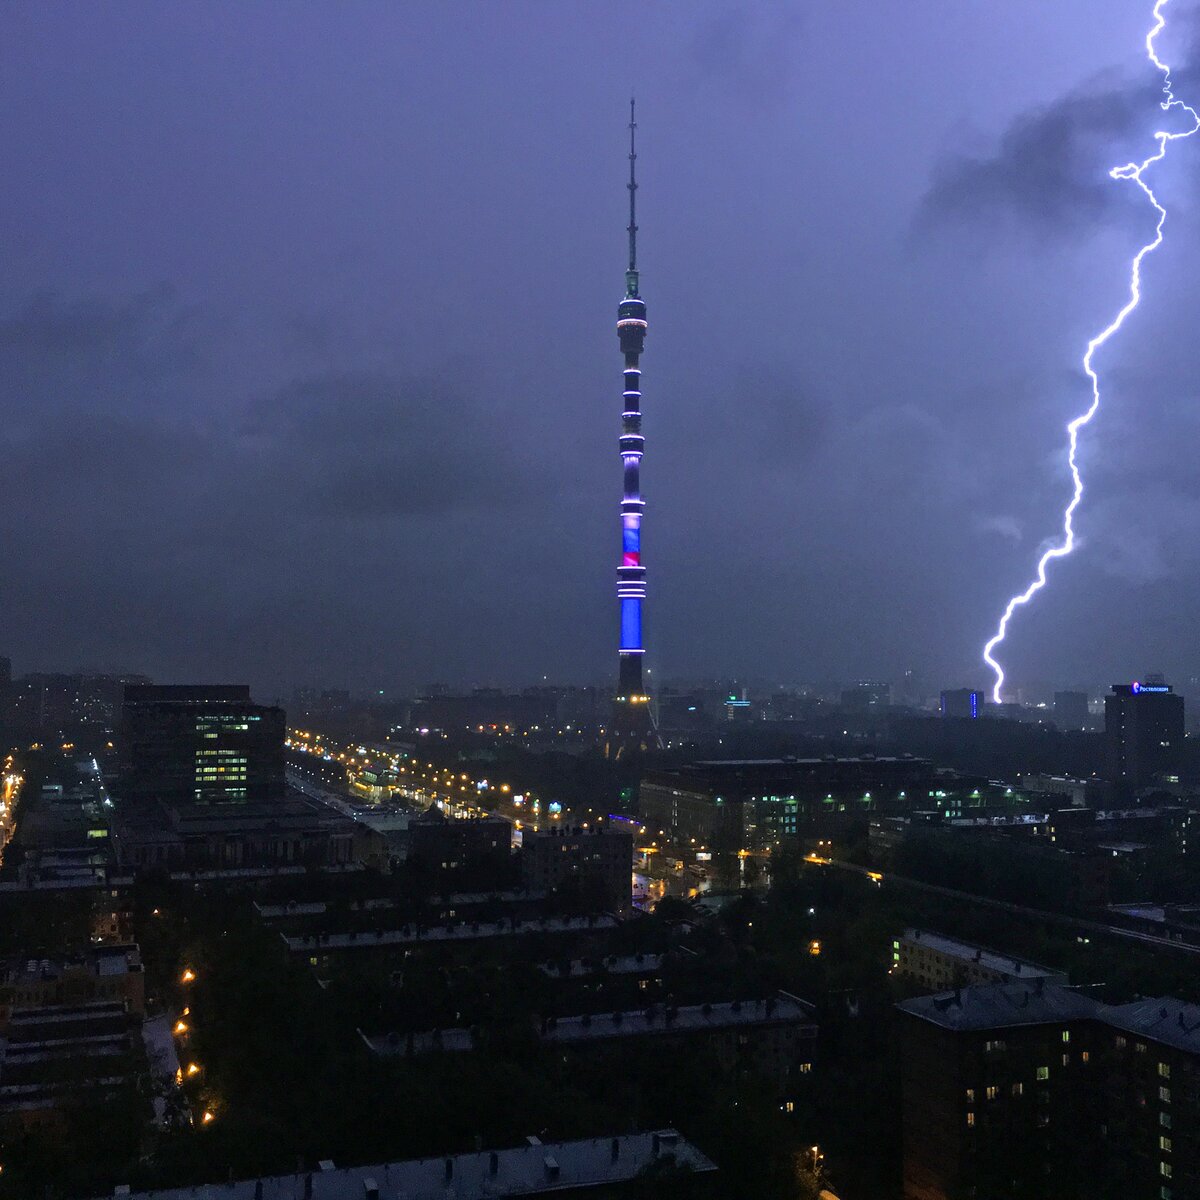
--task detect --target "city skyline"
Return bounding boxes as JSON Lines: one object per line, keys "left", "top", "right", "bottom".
{"left": 3, "top": 3, "right": 1200, "bottom": 699}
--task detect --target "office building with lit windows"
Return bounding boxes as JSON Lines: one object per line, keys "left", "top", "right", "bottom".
{"left": 1105, "top": 679, "right": 1185, "bottom": 802}
{"left": 119, "top": 684, "right": 285, "bottom": 807}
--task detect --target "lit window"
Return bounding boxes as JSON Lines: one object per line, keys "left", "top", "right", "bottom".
{"left": 785, "top": 1101, "right": 795, "bottom": 1114}
{"left": 1158, "top": 1063, "right": 1171, "bottom": 1080}
{"left": 1037, "top": 1067, "right": 1050, "bottom": 1081}
{"left": 1160, "top": 1136, "right": 1172, "bottom": 1153}
{"left": 965, "top": 1089, "right": 975, "bottom": 1103}
{"left": 1081, "top": 1051, "right": 1090, "bottom": 1064}
{"left": 1159, "top": 1086, "right": 1171, "bottom": 1103}
{"left": 1061, "top": 1030, "right": 1070, "bottom": 1044}
{"left": 1160, "top": 1113, "right": 1172, "bottom": 1129}
{"left": 1116, "top": 1036, "right": 1127, "bottom": 1049}
{"left": 1062, "top": 1054, "right": 1070, "bottom": 1067}
{"left": 986, "top": 1086, "right": 998, "bottom": 1101}
{"left": 799, "top": 1063, "right": 812, "bottom": 1074}
{"left": 1011, "top": 1082, "right": 1023, "bottom": 1097}
{"left": 966, "top": 1112, "right": 975, "bottom": 1127}
{"left": 1160, "top": 1162, "right": 1172, "bottom": 1179}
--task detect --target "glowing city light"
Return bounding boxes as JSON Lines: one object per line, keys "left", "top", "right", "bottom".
{"left": 982, "top": 0, "right": 1199, "bottom": 703}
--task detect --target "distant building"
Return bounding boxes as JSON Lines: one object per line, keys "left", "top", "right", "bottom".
{"left": 841, "top": 681, "right": 891, "bottom": 710}
{"left": 897, "top": 980, "right": 1200, "bottom": 1200}
{"left": 119, "top": 685, "right": 285, "bottom": 808}
{"left": 1105, "top": 678, "right": 1185, "bottom": 801}
{"left": 4, "top": 671, "right": 152, "bottom": 739}
{"left": 110, "top": 794, "right": 382, "bottom": 872}
{"left": 1053, "top": 691, "right": 1090, "bottom": 731}
{"left": 893, "top": 929, "right": 1068, "bottom": 992}
{"left": 521, "top": 825, "right": 632, "bottom": 912}
{"left": 102, "top": 1130, "right": 717, "bottom": 1199}
{"left": 640, "top": 757, "right": 951, "bottom": 848}
{"left": 940, "top": 689, "right": 983, "bottom": 720}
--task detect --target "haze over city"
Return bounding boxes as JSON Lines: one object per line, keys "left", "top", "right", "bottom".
{"left": 6, "top": 2, "right": 1200, "bottom": 697}
{"left": 8, "top": 5, "right": 1200, "bottom": 1200}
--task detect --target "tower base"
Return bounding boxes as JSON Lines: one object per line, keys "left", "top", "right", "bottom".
{"left": 605, "top": 693, "right": 659, "bottom": 759}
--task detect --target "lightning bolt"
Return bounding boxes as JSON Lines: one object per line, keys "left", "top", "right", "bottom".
{"left": 982, "top": 0, "right": 1200, "bottom": 704}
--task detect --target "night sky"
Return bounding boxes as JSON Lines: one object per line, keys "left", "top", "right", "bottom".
{"left": 4, "top": 1, "right": 1200, "bottom": 700}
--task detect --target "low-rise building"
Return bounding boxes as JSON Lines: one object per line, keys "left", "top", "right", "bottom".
{"left": 538, "top": 991, "right": 817, "bottom": 1101}
{"left": 407, "top": 808, "right": 512, "bottom": 876}
{"left": 521, "top": 825, "right": 632, "bottom": 912}
{"left": 0, "top": 999, "right": 144, "bottom": 1123}
{"left": 111, "top": 794, "right": 386, "bottom": 872}
{"left": 0, "top": 944, "right": 144, "bottom": 1031}
{"left": 893, "top": 929, "right": 1068, "bottom": 992}
{"left": 897, "top": 980, "right": 1200, "bottom": 1200}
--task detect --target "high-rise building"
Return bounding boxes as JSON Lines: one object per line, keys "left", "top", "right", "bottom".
{"left": 1053, "top": 690, "right": 1090, "bottom": 731}
{"left": 940, "top": 689, "right": 984, "bottom": 719}
{"left": 608, "top": 101, "right": 657, "bottom": 755}
{"left": 1104, "top": 677, "right": 1184, "bottom": 801}
{"left": 118, "top": 684, "right": 285, "bottom": 807}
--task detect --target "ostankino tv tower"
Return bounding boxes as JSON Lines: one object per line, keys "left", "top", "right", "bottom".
{"left": 609, "top": 99, "right": 658, "bottom": 755}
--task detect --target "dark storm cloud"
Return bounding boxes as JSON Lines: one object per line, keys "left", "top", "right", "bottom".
{"left": 247, "top": 371, "right": 557, "bottom": 519}
{"left": 0, "top": 288, "right": 210, "bottom": 412}
{"left": 918, "top": 79, "right": 1147, "bottom": 236}
{"left": 0, "top": 290, "right": 547, "bottom": 517}
{"left": 919, "top": 11, "right": 1200, "bottom": 237}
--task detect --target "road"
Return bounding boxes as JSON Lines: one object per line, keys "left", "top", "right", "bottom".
{"left": 0, "top": 756, "right": 24, "bottom": 870}
{"left": 804, "top": 853, "right": 1200, "bottom": 960}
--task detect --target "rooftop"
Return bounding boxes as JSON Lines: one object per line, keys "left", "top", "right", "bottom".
{"left": 1106, "top": 997, "right": 1200, "bottom": 1056}
{"left": 95, "top": 1130, "right": 715, "bottom": 1199}
{"left": 901, "top": 929, "right": 1065, "bottom": 981}
{"left": 0, "top": 945, "right": 141, "bottom": 986}
{"left": 284, "top": 915, "right": 618, "bottom": 952}
{"left": 539, "top": 954, "right": 664, "bottom": 980}
{"left": 359, "top": 1027, "right": 474, "bottom": 1056}
{"left": 538, "top": 992, "right": 814, "bottom": 1044}
{"left": 897, "top": 981, "right": 1100, "bottom": 1032}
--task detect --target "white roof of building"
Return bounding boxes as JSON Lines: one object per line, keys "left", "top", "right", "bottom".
{"left": 96, "top": 1130, "right": 715, "bottom": 1199}
{"left": 284, "top": 915, "right": 617, "bottom": 952}
{"left": 538, "top": 993, "right": 814, "bottom": 1044}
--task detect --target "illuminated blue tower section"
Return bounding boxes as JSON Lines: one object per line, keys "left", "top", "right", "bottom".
{"left": 611, "top": 100, "right": 655, "bottom": 751}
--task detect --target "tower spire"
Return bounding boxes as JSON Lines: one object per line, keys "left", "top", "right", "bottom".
{"left": 627, "top": 97, "right": 638, "bottom": 279}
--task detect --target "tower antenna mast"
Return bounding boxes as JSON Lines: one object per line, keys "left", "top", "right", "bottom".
{"left": 627, "top": 98, "right": 638, "bottom": 277}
